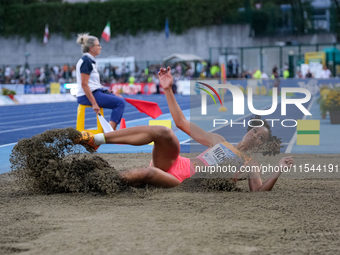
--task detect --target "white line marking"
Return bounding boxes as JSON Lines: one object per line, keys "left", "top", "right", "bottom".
{"left": 125, "top": 116, "right": 154, "bottom": 124}
{"left": 0, "top": 115, "right": 75, "bottom": 126}
{"left": 0, "top": 115, "right": 163, "bottom": 145}
{"left": 285, "top": 96, "right": 316, "bottom": 153}
{"left": 125, "top": 109, "right": 191, "bottom": 124}
{"left": 0, "top": 119, "right": 79, "bottom": 134}
{"left": 0, "top": 142, "right": 17, "bottom": 148}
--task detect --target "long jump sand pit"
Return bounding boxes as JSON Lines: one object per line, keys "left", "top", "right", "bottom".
{"left": 0, "top": 129, "right": 340, "bottom": 254}
{"left": 1, "top": 152, "right": 340, "bottom": 254}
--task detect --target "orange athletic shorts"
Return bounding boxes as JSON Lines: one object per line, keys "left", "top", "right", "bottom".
{"left": 150, "top": 156, "right": 193, "bottom": 182}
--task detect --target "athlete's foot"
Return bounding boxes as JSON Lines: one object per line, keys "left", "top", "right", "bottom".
{"left": 74, "top": 131, "right": 100, "bottom": 151}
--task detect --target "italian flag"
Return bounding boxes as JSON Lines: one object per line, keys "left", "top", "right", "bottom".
{"left": 43, "top": 24, "right": 49, "bottom": 44}
{"left": 101, "top": 22, "right": 111, "bottom": 42}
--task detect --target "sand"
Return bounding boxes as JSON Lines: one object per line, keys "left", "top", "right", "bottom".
{"left": 1, "top": 151, "right": 340, "bottom": 255}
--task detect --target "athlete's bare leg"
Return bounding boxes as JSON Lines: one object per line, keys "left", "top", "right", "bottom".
{"left": 104, "top": 125, "right": 180, "bottom": 170}
{"left": 119, "top": 166, "right": 181, "bottom": 188}
{"left": 103, "top": 125, "right": 181, "bottom": 187}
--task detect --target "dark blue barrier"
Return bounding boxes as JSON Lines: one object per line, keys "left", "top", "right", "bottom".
{"left": 24, "top": 84, "right": 47, "bottom": 94}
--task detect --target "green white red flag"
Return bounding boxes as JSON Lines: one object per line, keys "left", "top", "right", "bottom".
{"left": 101, "top": 22, "right": 111, "bottom": 42}
{"left": 43, "top": 24, "right": 49, "bottom": 44}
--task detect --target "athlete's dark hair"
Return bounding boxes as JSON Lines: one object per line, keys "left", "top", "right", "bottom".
{"left": 246, "top": 115, "right": 282, "bottom": 156}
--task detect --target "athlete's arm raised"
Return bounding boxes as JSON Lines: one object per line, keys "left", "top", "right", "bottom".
{"left": 245, "top": 156, "right": 294, "bottom": 191}
{"left": 159, "top": 67, "right": 225, "bottom": 147}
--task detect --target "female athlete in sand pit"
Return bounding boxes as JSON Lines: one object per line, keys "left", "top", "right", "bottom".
{"left": 76, "top": 67, "right": 294, "bottom": 192}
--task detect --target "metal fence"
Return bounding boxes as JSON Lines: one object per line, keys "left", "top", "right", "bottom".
{"left": 209, "top": 43, "right": 340, "bottom": 78}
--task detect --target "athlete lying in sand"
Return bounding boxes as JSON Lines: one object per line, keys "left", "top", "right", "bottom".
{"left": 75, "top": 67, "right": 294, "bottom": 192}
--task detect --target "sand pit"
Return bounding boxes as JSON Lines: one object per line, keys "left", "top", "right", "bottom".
{"left": 1, "top": 152, "right": 339, "bottom": 254}
{"left": 1, "top": 129, "right": 340, "bottom": 254}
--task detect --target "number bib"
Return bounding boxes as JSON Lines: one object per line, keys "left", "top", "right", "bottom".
{"left": 196, "top": 141, "right": 249, "bottom": 166}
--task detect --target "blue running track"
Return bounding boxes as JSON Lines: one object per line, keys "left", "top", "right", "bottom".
{"left": 1, "top": 94, "right": 338, "bottom": 174}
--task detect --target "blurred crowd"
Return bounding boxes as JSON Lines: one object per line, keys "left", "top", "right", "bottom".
{"left": 101, "top": 61, "right": 220, "bottom": 84}
{"left": 0, "top": 64, "right": 76, "bottom": 85}
{"left": 0, "top": 61, "right": 334, "bottom": 86}
{"left": 0, "top": 61, "right": 235, "bottom": 86}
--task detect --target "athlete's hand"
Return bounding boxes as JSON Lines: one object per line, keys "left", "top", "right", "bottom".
{"left": 278, "top": 156, "right": 294, "bottom": 169}
{"left": 158, "top": 66, "right": 173, "bottom": 90}
{"left": 92, "top": 103, "right": 100, "bottom": 114}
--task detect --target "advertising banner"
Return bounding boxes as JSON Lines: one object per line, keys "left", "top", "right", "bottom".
{"left": 24, "top": 84, "right": 46, "bottom": 94}
{"left": 50, "top": 82, "right": 61, "bottom": 94}
{"left": 110, "top": 83, "right": 156, "bottom": 95}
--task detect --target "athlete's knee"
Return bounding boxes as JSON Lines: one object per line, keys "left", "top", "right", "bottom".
{"left": 153, "top": 126, "right": 173, "bottom": 140}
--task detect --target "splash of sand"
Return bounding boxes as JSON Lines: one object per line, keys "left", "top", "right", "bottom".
{"left": 10, "top": 128, "right": 126, "bottom": 195}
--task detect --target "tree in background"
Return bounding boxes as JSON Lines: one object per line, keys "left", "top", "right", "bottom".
{"left": 0, "top": 0, "right": 61, "bottom": 4}
{"left": 332, "top": 0, "right": 340, "bottom": 41}
{"left": 247, "top": 0, "right": 313, "bottom": 35}
{"left": 0, "top": 0, "right": 324, "bottom": 39}
{"left": 287, "top": 0, "right": 312, "bottom": 34}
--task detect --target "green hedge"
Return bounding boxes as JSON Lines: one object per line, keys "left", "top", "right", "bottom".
{"left": 0, "top": 0, "right": 245, "bottom": 40}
